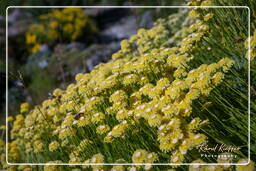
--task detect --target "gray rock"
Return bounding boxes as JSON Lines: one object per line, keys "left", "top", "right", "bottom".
{"left": 84, "top": 42, "right": 120, "bottom": 71}
{"left": 101, "top": 15, "right": 139, "bottom": 40}
{"left": 39, "top": 44, "right": 50, "bottom": 53}
{"left": 14, "top": 80, "right": 24, "bottom": 87}
{"left": 140, "top": 11, "right": 153, "bottom": 29}
{"left": 8, "top": 9, "right": 32, "bottom": 37}
{"left": 38, "top": 60, "right": 48, "bottom": 69}
{"left": 72, "top": 66, "right": 83, "bottom": 76}
{"left": 86, "top": 54, "right": 100, "bottom": 71}
{"left": 8, "top": 19, "right": 31, "bottom": 37}
{"left": 8, "top": 9, "right": 31, "bottom": 23}
{"left": 100, "top": 11, "right": 153, "bottom": 41}
{"left": 65, "top": 42, "right": 85, "bottom": 50}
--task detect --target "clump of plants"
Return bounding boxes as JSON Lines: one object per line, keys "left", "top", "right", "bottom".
{"left": 26, "top": 8, "right": 97, "bottom": 53}
{"left": 1, "top": 0, "right": 256, "bottom": 170}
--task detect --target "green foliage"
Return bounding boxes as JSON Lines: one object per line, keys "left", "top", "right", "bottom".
{"left": 28, "top": 68, "right": 55, "bottom": 104}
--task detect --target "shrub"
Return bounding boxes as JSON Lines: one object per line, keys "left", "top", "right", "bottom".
{"left": 1, "top": 0, "right": 256, "bottom": 170}
{"left": 26, "top": 8, "right": 97, "bottom": 53}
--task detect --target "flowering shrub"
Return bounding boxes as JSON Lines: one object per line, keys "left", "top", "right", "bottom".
{"left": 26, "top": 8, "right": 97, "bottom": 53}
{"left": 1, "top": 0, "right": 256, "bottom": 170}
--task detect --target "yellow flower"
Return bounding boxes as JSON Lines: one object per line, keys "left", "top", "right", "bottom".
{"left": 71, "top": 30, "right": 81, "bottom": 41}
{"left": 75, "top": 73, "right": 85, "bottom": 82}
{"left": 245, "top": 30, "right": 256, "bottom": 61}
{"left": 148, "top": 114, "right": 162, "bottom": 127}
{"left": 123, "top": 74, "right": 139, "bottom": 85}
{"left": 132, "top": 149, "right": 147, "bottom": 163}
{"left": 144, "top": 164, "right": 153, "bottom": 170}
{"left": 53, "top": 88, "right": 63, "bottom": 97}
{"left": 104, "top": 132, "right": 114, "bottom": 143}
{"left": 217, "top": 153, "right": 233, "bottom": 170}
{"left": 204, "top": 13, "right": 214, "bottom": 21}
{"left": 7, "top": 116, "right": 14, "bottom": 122}
{"left": 49, "top": 21, "right": 58, "bottom": 29}
{"left": 20, "top": 102, "right": 30, "bottom": 113}
{"left": 96, "top": 125, "right": 110, "bottom": 135}
{"left": 82, "top": 159, "right": 90, "bottom": 168}
{"left": 212, "top": 72, "right": 224, "bottom": 85}
{"left": 31, "top": 44, "right": 41, "bottom": 54}
{"left": 26, "top": 33, "right": 36, "bottom": 44}
{"left": 77, "top": 139, "right": 92, "bottom": 152}
{"left": 91, "top": 153, "right": 104, "bottom": 170}
{"left": 111, "top": 120, "right": 129, "bottom": 138}
{"left": 49, "top": 141, "right": 60, "bottom": 152}
{"left": 201, "top": 0, "right": 213, "bottom": 6}
{"left": 170, "top": 150, "right": 184, "bottom": 164}
{"left": 0, "top": 125, "right": 6, "bottom": 130}
{"left": 44, "top": 161, "right": 63, "bottom": 171}
{"left": 59, "top": 127, "right": 77, "bottom": 139}
{"left": 91, "top": 112, "right": 105, "bottom": 123}
{"left": 111, "top": 165, "right": 125, "bottom": 171}
{"left": 63, "top": 23, "right": 74, "bottom": 34}
{"left": 18, "top": 165, "right": 34, "bottom": 171}
{"left": 116, "top": 109, "right": 130, "bottom": 121}
{"left": 203, "top": 165, "right": 223, "bottom": 171}
{"left": 145, "top": 152, "right": 158, "bottom": 163}
{"left": 189, "top": 159, "right": 205, "bottom": 171}
{"left": 174, "top": 67, "right": 187, "bottom": 78}
{"left": 188, "top": 9, "right": 199, "bottom": 19}
{"left": 33, "top": 140, "right": 44, "bottom": 153}
{"left": 236, "top": 158, "right": 255, "bottom": 171}
{"left": 110, "top": 90, "right": 128, "bottom": 103}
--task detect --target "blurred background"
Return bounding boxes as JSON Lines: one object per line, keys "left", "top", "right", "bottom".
{"left": 0, "top": 0, "right": 185, "bottom": 125}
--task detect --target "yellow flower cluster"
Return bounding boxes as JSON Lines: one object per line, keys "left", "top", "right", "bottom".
{"left": 245, "top": 30, "right": 256, "bottom": 61}
{"left": 189, "top": 157, "right": 255, "bottom": 171}
{"left": 8, "top": 43, "right": 233, "bottom": 166}
{"left": 49, "top": 141, "right": 60, "bottom": 152}
{"left": 5, "top": 1, "right": 243, "bottom": 170}
{"left": 26, "top": 8, "right": 96, "bottom": 53}
{"left": 0, "top": 140, "right": 7, "bottom": 169}
{"left": 44, "top": 161, "right": 63, "bottom": 171}
{"left": 188, "top": 0, "right": 212, "bottom": 6}
{"left": 132, "top": 149, "right": 158, "bottom": 163}
{"left": 131, "top": 149, "right": 158, "bottom": 170}
{"left": 236, "top": 158, "right": 255, "bottom": 171}
{"left": 0, "top": 139, "right": 37, "bottom": 171}
{"left": 82, "top": 153, "right": 104, "bottom": 170}
{"left": 20, "top": 102, "right": 29, "bottom": 114}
